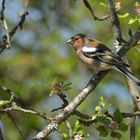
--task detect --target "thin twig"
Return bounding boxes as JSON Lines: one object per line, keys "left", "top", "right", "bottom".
{"left": 51, "top": 92, "right": 69, "bottom": 112}
{"left": 108, "top": 0, "right": 123, "bottom": 44}
{"left": 123, "top": 111, "right": 140, "bottom": 118}
{"left": 0, "top": 83, "right": 19, "bottom": 100}
{"left": 0, "top": 83, "right": 29, "bottom": 108}
{"left": 82, "top": 0, "right": 109, "bottom": 21}
{"left": 0, "top": 102, "right": 52, "bottom": 122}
{"left": 0, "top": 0, "right": 10, "bottom": 48}
{"left": 72, "top": 110, "right": 91, "bottom": 119}
{"left": 65, "top": 121, "right": 73, "bottom": 140}
{"left": 0, "top": 0, "right": 29, "bottom": 53}
{"left": 0, "top": 125, "right": 4, "bottom": 140}
{"left": 130, "top": 116, "right": 136, "bottom": 140}
{"left": 0, "top": 0, "right": 5, "bottom": 21}
{"left": 75, "top": 111, "right": 140, "bottom": 126}
{"left": 7, "top": 112, "right": 25, "bottom": 140}
{"left": 117, "top": 28, "right": 140, "bottom": 56}
{"left": 9, "top": 11, "right": 29, "bottom": 38}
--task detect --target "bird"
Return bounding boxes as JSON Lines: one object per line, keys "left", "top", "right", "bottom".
{"left": 66, "top": 33, "right": 140, "bottom": 86}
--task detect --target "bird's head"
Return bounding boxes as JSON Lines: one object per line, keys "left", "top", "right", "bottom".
{"left": 66, "top": 33, "right": 86, "bottom": 50}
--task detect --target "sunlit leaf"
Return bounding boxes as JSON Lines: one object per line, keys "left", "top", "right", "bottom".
{"left": 99, "top": 96, "right": 105, "bottom": 107}
{"left": 95, "top": 106, "right": 101, "bottom": 112}
{"left": 0, "top": 100, "right": 11, "bottom": 107}
{"left": 61, "top": 133, "right": 68, "bottom": 140}
{"left": 128, "top": 18, "right": 137, "bottom": 24}
{"left": 100, "top": 2, "right": 107, "bottom": 8}
{"left": 73, "top": 121, "right": 89, "bottom": 138}
{"left": 118, "top": 13, "right": 129, "bottom": 18}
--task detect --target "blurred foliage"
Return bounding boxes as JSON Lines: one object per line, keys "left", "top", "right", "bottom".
{"left": 0, "top": 0, "right": 140, "bottom": 140}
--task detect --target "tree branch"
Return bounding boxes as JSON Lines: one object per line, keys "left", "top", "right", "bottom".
{"left": 65, "top": 121, "right": 73, "bottom": 140}
{"left": 108, "top": 0, "right": 123, "bottom": 43}
{"left": 82, "top": 0, "right": 109, "bottom": 21}
{"left": 117, "top": 29, "right": 140, "bottom": 111}
{"left": 130, "top": 116, "right": 136, "bottom": 140}
{"left": 7, "top": 112, "right": 25, "bottom": 140}
{"left": 0, "top": 125, "right": 4, "bottom": 140}
{"left": 0, "top": 1, "right": 29, "bottom": 53}
{"left": 0, "top": 0, "right": 10, "bottom": 48}
{"left": 117, "top": 29, "right": 140, "bottom": 56}
{"left": 0, "top": 102, "right": 52, "bottom": 122}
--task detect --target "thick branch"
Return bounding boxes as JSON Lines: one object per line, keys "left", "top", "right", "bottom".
{"left": 116, "top": 29, "right": 140, "bottom": 111}
{"left": 126, "top": 68, "right": 140, "bottom": 110}
{"left": 108, "top": 0, "right": 122, "bottom": 42}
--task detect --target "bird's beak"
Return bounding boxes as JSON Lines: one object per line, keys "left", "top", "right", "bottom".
{"left": 66, "top": 39, "right": 72, "bottom": 44}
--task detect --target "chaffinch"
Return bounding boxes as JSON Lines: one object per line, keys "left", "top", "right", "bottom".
{"left": 66, "top": 33, "right": 140, "bottom": 85}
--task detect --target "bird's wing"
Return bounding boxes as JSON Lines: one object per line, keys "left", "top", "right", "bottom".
{"left": 82, "top": 44, "right": 129, "bottom": 68}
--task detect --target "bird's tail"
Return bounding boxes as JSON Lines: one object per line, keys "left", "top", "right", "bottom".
{"left": 116, "top": 66, "right": 140, "bottom": 86}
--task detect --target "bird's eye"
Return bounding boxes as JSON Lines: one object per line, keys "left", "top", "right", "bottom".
{"left": 75, "top": 38, "right": 79, "bottom": 41}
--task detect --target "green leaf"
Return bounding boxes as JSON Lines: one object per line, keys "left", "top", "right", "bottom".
{"left": 73, "top": 121, "right": 89, "bottom": 138}
{"left": 118, "top": 13, "right": 129, "bottom": 18}
{"left": 100, "top": 130, "right": 108, "bottom": 137}
{"left": 96, "top": 126, "right": 108, "bottom": 137}
{"left": 128, "top": 18, "right": 137, "bottom": 24}
{"left": 118, "top": 122, "right": 128, "bottom": 132}
{"left": 111, "top": 131, "right": 122, "bottom": 139}
{"left": 113, "top": 108, "right": 123, "bottom": 123}
{"left": 99, "top": 96, "right": 105, "bottom": 107}
{"left": 62, "top": 133, "right": 68, "bottom": 140}
{"left": 92, "top": 114, "right": 97, "bottom": 120}
{"left": 73, "top": 121, "right": 81, "bottom": 132}
{"left": 62, "top": 82, "right": 72, "bottom": 91}
{"left": 96, "top": 116, "right": 106, "bottom": 123}
{"left": 73, "top": 121, "right": 84, "bottom": 135}
{"left": 0, "top": 100, "right": 11, "bottom": 107}
{"left": 96, "top": 116, "right": 111, "bottom": 125}
{"left": 100, "top": 2, "right": 107, "bottom": 8}
{"left": 92, "top": 106, "right": 101, "bottom": 119}
{"left": 49, "top": 89, "right": 57, "bottom": 96}
{"left": 95, "top": 106, "right": 101, "bottom": 112}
